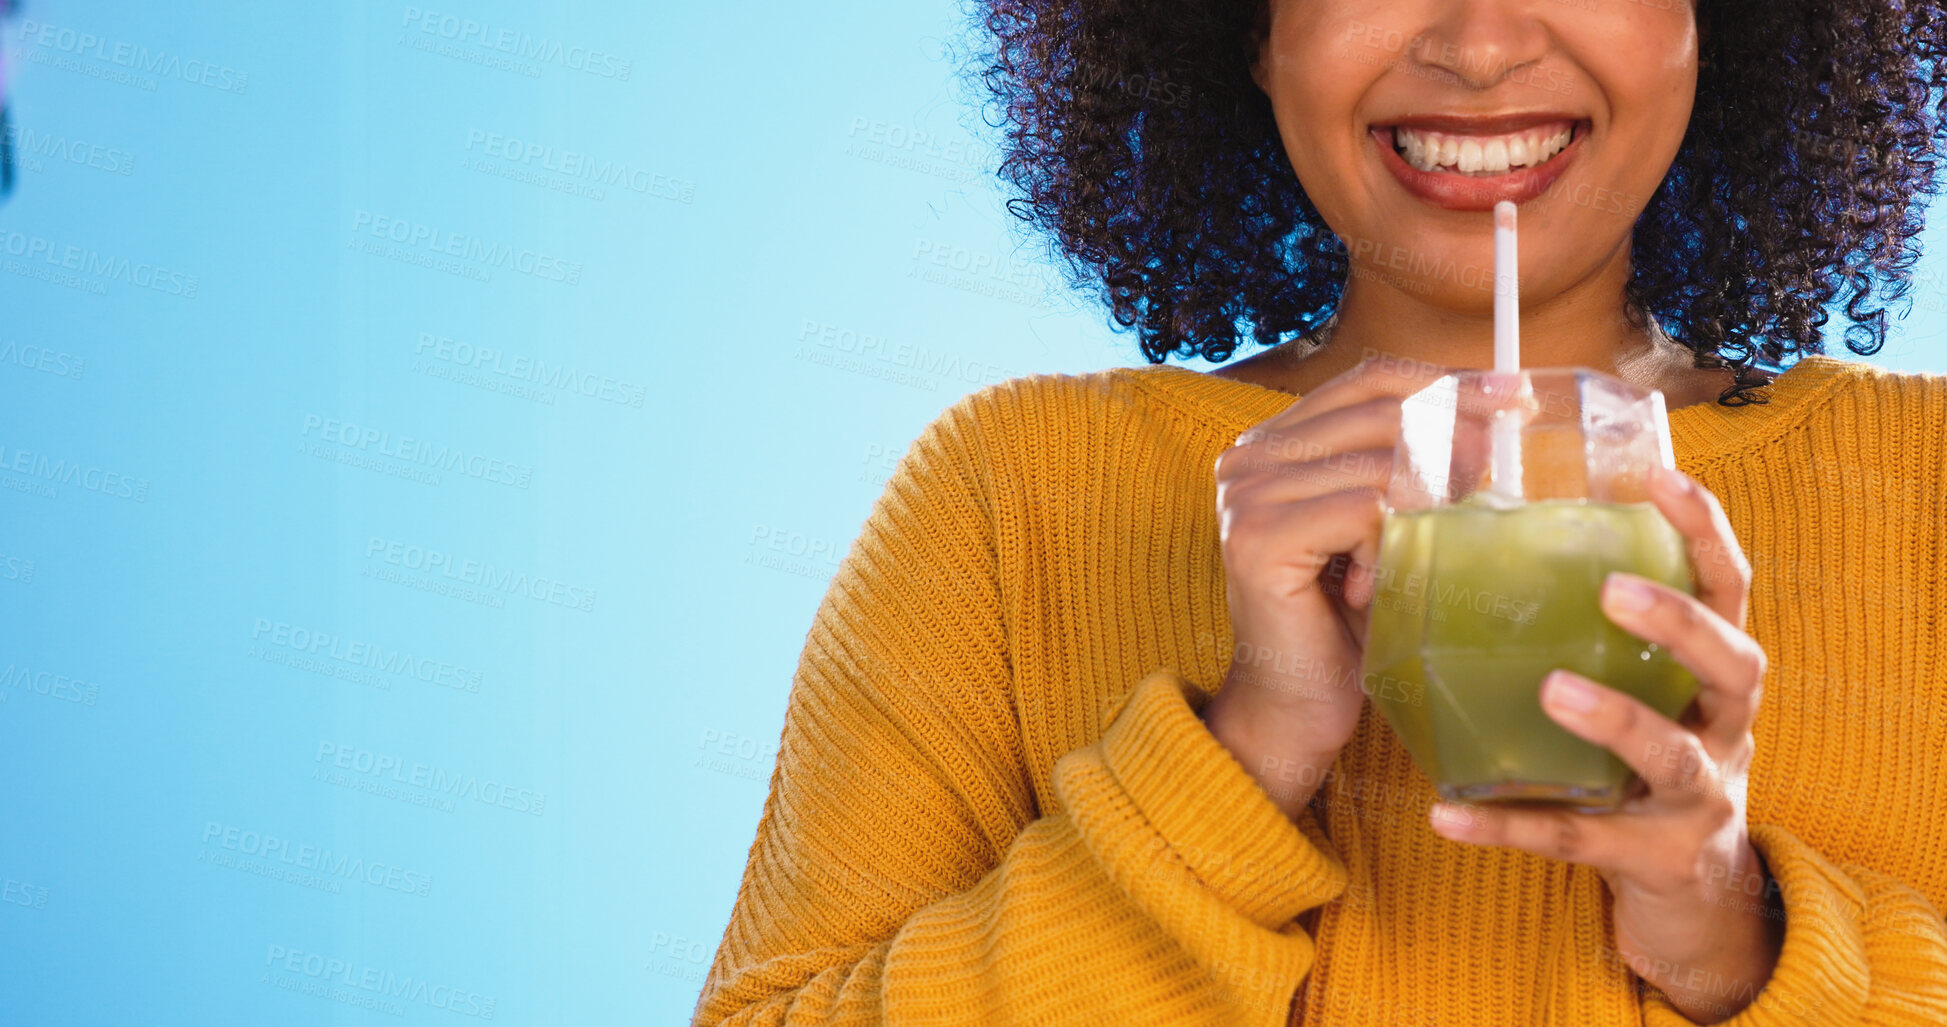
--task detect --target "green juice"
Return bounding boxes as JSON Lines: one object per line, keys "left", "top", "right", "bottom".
{"left": 1360, "top": 497, "right": 1699, "bottom": 809}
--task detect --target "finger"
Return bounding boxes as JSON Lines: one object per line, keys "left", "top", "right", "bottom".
{"left": 1220, "top": 489, "right": 1387, "bottom": 602}
{"left": 1326, "top": 554, "right": 1373, "bottom": 638}
{"left": 1428, "top": 798, "right": 1626, "bottom": 871}
{"left": 1337, "top": 512, "right": 1385, "bottom": 611}
{"left": 1232, "top": 393, "right": 1404, "bottom": 462}
{"left": 1443, "top": 373, "right": 1543, "bottom": 497}
{"left": 1538, "top": 669, "right": 1721, "bottom": 805}
{"left": 1221, "top": 447, "right": 1397, "bottom": 506}
{"left": 1648, "top": 465, "right": 1750, "bottom": 630}
{"left": 1598, "top": 573, "right": 1766, "bottom": 756}
{"left": 1244, "top": 354, "right": 1453, "bottom": 435}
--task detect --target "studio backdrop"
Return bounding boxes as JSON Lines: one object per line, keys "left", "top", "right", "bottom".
{"left": 1, "top": 2, "right": 1942, "bottom": 1025}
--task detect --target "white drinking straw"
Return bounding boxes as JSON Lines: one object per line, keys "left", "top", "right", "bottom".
{"left": 1490, "top": 201, "right": 1524, "bottom": 500}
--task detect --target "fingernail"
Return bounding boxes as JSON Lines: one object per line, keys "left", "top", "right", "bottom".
{"left": 1543, "top": 670, "right": 1600, "bottom": 713}
{"left": 1655, "top": 464, "right": 1698, "bottom": 496}
{"left": 1429, "top": 802, "right": 1475, "bottom": 834}
{"left": 1603, "top": 573, "right": 1656, "bottom": 613}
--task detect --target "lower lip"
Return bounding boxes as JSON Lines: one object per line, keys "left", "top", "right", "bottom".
{"left": 1370, "top": 123, "right": 1586, "bottom": 211}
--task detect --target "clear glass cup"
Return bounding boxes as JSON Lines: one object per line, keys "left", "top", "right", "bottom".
{"left": 1358, "top": 367, "right": 1699, "bottom": 811}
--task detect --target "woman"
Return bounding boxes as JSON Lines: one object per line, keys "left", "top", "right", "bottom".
{"left": 696, "top": 1, "right": 1947, "bottom": 1023}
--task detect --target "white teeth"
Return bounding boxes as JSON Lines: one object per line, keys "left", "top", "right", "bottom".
{"left": 1393, "top": 123, "right": 1575, "bottom": 175}
{"left": 1481, "top": 139, "right": 1508, "bottom": 173}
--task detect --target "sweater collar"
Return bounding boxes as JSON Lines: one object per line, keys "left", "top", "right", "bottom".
{"left": 1110, "top": 354, "right": 1868, "bottom": 465}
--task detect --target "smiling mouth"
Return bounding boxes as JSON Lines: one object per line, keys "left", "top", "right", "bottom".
{"left": 1378, "top": 118, "right": 1588, "bottom": 177}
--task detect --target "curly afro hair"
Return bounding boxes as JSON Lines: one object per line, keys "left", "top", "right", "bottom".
{"left": 970, "top": 0, "right": 1947, "bottom": 404}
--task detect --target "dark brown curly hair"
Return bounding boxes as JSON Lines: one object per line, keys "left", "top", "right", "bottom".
{"left": 967, "top": 0, "right": 1947, "bottom": 404}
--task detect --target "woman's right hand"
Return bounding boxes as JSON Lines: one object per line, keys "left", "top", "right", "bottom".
{"left": 1200, "top": 355, "right": 1447, "bottom": 820}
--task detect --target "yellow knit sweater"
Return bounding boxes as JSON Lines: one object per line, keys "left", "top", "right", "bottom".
{"left": 695, "top": 354, "right": 1947, "bottom": 1026}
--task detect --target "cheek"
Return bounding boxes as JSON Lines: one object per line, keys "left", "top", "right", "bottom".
{"left": 1549, "top": 18, "right": 1696, "bottom": 206}
{"left": 1262, "top": 19, "right": 1386, "bottom": 217}
{"left": 1597, "top": 71, "right": 1695, "bottom": 203}
{"left": 1576, "top": 16, "right": 1697, "bottom": 142}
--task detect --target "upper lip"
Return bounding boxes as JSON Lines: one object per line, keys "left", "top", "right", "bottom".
{"left": 1373, "top": 112, "right": 1585, "bottom": 135}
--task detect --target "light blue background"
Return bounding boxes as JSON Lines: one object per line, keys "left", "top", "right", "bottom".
{"left": 0, "top": 3, "right": 1940, "bottom": 1025}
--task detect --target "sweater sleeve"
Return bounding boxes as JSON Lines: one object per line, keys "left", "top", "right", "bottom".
{"left": 1640, "top": 823, "right": 1947, "bottom": 1026}
{"left": 692, "top": 382, "right": 1349, "bottom": 1026}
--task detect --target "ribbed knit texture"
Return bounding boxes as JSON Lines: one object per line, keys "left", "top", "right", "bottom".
{"left": 693, "top": 354, "right": 1947, "bottom": 1026}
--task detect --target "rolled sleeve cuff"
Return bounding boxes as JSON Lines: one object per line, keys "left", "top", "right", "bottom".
{"left": 1097, "top": 669, "right": 1348, "bottom": 929}
{"left": 1642, "top": 823, "right": 1869, "bottom": 1026}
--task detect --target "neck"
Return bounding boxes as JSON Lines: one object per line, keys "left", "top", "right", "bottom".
{"left": 1339, "top": 238, "right": 1674, "bottom": 380}
{"left": 1217, "top": 238, "right": 1746, "bottom": 405}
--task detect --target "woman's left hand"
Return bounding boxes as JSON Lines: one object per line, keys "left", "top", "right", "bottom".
{"left": 1426, "top": 463, "right": 1786, "bottom": 1025}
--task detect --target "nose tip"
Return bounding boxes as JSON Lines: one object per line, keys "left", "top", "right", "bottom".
{"left": 1414, "top": 40, "right": 1543, "bottom": 91}
{"left": 1406, "top": 11, "right": 1552, "bottom": 91}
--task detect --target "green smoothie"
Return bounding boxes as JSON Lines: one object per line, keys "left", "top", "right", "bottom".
{"left": 1360, "top": 496, "right": 1699, "bottom": 809}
